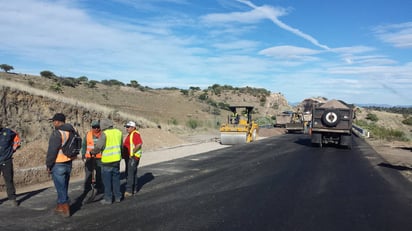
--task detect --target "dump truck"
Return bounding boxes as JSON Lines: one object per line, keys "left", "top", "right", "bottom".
{"left": 220, "top": 106, "right": 259, "bottom": 145}
{"left": 285, "top": 110, "right": 304, "bottom": 133}
{"left": 286, "top": 111, "right": 312, "bottom": 133}
{"left": 275, "top": 111, "right": 293, "bottom": 127}
{"left": 310, "top": 99, "right": 354, "bottom": 148}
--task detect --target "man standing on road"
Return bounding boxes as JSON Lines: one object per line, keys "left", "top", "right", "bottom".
{"left": 0, "top": 121, "right": 21, "bottom": 207}
{"left": 90, "top": 118, "right": 123, "bottom": 205}
{"left": 81, "top": 120, "right": 103, "bottom": 194}
{"left": 46, "top": 113, "right": 77, "bottom": 217}
{"left": 123, "top": 121, "right": 143, "bottom": 197}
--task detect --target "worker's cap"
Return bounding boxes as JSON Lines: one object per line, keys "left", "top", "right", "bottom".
{"left": 124, "top": 121, "right": 137, "bottom": 128}
{"left": 49, "top": 113, "right": 66, "bottom": 122}
{"left": 100, "top": 118, "right": 113, "bottom": 130}
{"left": 91, "top": 120, "right": 100, "bottom": 127}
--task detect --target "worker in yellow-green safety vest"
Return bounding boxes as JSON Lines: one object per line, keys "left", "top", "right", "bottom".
{"left": 122, "top": 121, "right": 143, "bottom": 198}
{"left": 90, "top": 118, "right": 123, "bottom": 205}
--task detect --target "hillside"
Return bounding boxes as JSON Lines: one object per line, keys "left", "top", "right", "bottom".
{"left": 1, "top": 71, "right": 411, "bottom": 191}
{"left": 0, "top": 72, "right": 291, "bottom": 190}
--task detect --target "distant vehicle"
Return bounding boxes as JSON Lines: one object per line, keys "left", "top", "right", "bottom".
{"left": 310, "top": 99, "right": 354, "bottom": 148}
{"left": 275, "top": 111, "right": 293, "bottom": 128}
{"left": 286, "top": 110, "right": 313, "bottom": 133}
{"left": 220, "top": 106, "right": 259, "bottom": 145}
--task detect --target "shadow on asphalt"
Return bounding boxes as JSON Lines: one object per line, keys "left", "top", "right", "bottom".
{"left": 293, "top": 137, "right": 312, "bottom": 147}
{"left": 0, "top": 188, "right": 49, "bottom": 205}
{"left": 69, "top": 172, "right": 155, "bottom": 216}
{"left": 378, "top": 162, "right": 412, "bottom": 171}
{"left": 136, "top": 172, "right": 155, "bottom": 193}
{"left": 293, "top": 135, "right": 356, "bottom": 150}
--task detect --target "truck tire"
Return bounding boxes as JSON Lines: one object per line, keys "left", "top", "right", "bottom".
{"left": 322, "top": 109, "right": 340, "bottom": 127}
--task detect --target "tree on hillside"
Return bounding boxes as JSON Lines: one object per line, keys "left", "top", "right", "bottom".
{"left": 85, "top": 80, "right": 98, "bottom": 88}
{"left": 40, "top": 70, "right": 56, "bottom": 79}
{"left": 78, "top": 76, "right": 88, "bottom": 82}
{"left": 101, "top": 79, "right": 125, "bottom": 86}
{"left": 129, "top": 80, "right": 140, "bottom": 88}
{"left": 189, "top": 86, "right": 201, "bottom": 91}
{"left": 0, "top": 64, "right": 14, "bottom": 72}
{"left": 59, "top": 77, "right": 80, "bottom": 88}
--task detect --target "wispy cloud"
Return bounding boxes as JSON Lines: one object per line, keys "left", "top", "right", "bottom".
{"left": 112, "top": 0, "right": 190, "bottom": 11}
{"left": 236, "top": 0, "right": 331, "bottom": 50}
{"left": 373, "top": 22, "right": 412, "bottom": 48}
{"left": 259, "top": 45, "right": 322, "bottom": 60}
{"left": 0, "top": 0, "right": 410, "bottom": 105}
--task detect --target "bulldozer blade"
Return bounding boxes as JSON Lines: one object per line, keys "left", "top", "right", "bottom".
{"left": 220, "top": 132, "right": 247, "bottom": 145}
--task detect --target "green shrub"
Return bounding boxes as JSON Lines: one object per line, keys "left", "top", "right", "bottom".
{"left": 78, "top": 76, "right": 88, "bottom": 82}
{"left": 402, "top": 117, "right": 412, "bottom": 126}
{"left": 259, "top": 96, "right": 266, "bottom": 106}
{"left": 217, "top": 102, "right": 230, "bottom": 110}
{"left": 211, "top": 107, "right": 220, "bottom": 115}
{"left": 40, "top": 70, "right": 56, "bottom": 79}
{"left": 49, "top": 83, "right": 63, "bottom": 93}
{"left": 60, "top": 77, "right": 78, "bottom": 87}
{"left": 180, "top": 89, "right": 189, "bottom": 96}
{"left": 86, "top": 80, "right": 98, "bottom": 88}
{"left": 101, "top": 79, "right": 124, "bottom": 86}
{"left": 169, "top": 118, "right": 178, "bottom": 125}
{"left": 366, "top": 113, "right": 379, "bottom": 122}
{"left": 354, "top": 120, "right": 409, "bottom": 141}
{"left": 198, "top": 93, "right": 208, "bottom": 101}
{"left": 187, "top": 119, "right": 199, "bottom": 129}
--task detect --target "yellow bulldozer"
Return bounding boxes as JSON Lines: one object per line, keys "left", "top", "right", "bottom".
{"left": 219, "top": 106, "right": 259, "bottom": 145}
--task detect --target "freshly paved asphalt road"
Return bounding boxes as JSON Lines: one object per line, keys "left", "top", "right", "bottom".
{"left": 2, "top": 134, "right": 412, "bottom": 231}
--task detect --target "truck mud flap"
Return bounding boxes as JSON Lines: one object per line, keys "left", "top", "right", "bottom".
{"left": 311, "top": 133, "right": 322, "bottom": 146}
{"left": 340, "top": 134, "right": 352, "bottom": 149}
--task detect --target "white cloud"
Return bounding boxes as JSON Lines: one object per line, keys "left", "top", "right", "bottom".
{"left": 1, "top": 0, "right": 410, "bottom": 105}
{"left": 373, "top": 22, "right": 412, "bottom": 48}
{"left": 212, "top": 40, "right": 259, "bottom": 51}
{"left": 236, "top": 0, "right": 330, "bottom": 50}
{"left": 259, "top": 45, "right": 322, "bottom": 61}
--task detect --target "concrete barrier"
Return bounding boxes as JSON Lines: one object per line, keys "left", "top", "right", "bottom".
{"left": 352, "top": 124, "right": 370, "bottom": 138}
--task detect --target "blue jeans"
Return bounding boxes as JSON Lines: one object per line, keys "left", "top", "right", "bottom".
{"left": 126, "top": 157, "right": 140, "bottom": 194}
{"left": 101, "top": 162, "right": 121, "bottom": 202}
{"left": 52, "top": 162, "right": 72, "bottom": 204}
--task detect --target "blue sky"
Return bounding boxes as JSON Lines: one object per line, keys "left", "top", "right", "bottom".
{"left": 1, "top": 0, "right": 411, "bottom": 106}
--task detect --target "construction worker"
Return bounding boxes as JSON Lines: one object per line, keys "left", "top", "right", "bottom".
{"left": 0, "top": 122, "right": 21, "bottom": 207}
{"left": 90, "top": 118, "right": 123, "bottom": 205}
{"left": 231, "top": 111, "right": 239, "bottom": 124}
{"left": 46, "top": 113, "right": 77, "bottom": 217}
{"left": 123, "top": 121, "right": 143, "bottom": 197}
{"left": 81, "top": 120, "right": 103, "bottom": 194}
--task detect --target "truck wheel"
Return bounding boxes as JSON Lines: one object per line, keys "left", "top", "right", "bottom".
{"left": 322, "top": 109, "right": 340, "bottom": 127}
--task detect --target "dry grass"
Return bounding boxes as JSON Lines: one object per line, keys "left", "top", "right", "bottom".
{"left": 356, "top": 108, "right": 412, "bottom": 141}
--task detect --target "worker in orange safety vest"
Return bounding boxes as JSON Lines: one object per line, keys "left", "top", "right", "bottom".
{"left": 81, "top": 120, "right": 103, "bottom": 194}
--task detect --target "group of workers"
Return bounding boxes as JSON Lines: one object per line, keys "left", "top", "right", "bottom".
{"left": 0, "top": 113, "right": 143, "bottom": 218}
